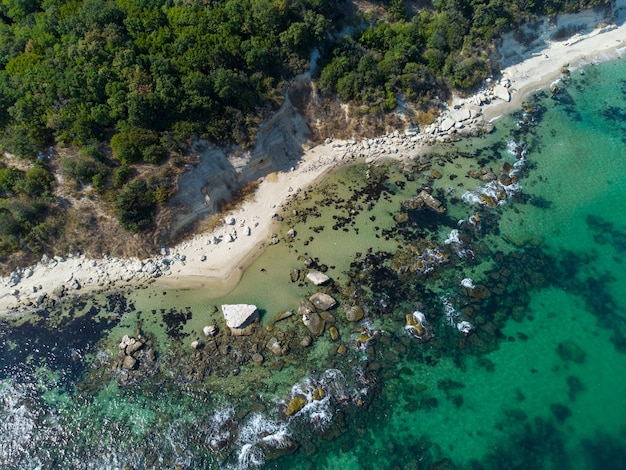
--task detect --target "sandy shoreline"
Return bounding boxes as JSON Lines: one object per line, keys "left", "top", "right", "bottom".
{"left": 2, "top": 8, "right": 625, "bottom": 313}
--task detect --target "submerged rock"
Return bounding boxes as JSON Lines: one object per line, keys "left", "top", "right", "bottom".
{"left": 267, "top": 337, "right": 289, "bottom": 356}
{"left": 272, "top": 310, "right": 294, "bottom": 323}
{"left": 556, "top": 340, "right": 586, "bottom": 364}
{"left": 402, "top": 190, "right": 445, "bottom": 213}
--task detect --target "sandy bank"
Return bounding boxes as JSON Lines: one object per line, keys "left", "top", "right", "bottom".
{"left": 2, "top": 6, "right": 625, "bottom": 314}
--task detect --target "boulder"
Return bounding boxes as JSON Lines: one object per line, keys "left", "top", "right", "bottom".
{"left": 284, "top": 395, "right": 308, "bottom": 416}
{"left": 126, "top": 339, "right": 144, "bottom": 356}
{"left": 402, "top": 191, "right": 444, "bottom": 213}
{"left": 272, "top": 311, "right": 293, "bottom": 323}
{"left": 439, "top": 117, "right": 456, "bottom": 132}
{"left": 221, "top": 304, "right": 259, "bottom": 330}
{"left": 252, "top": 353, "right": 264, "bottom": 365}
{"left": 267, "top": 337, "right": 289, "bottom": 356}
{"left": 450, "top": 108, "right": 471, "bottom": 122}
{"left": 344, "top": 305, "right": 364, "bottom": 322}
{"left": 493, "top": 84, "right": 510, "bottom": 102}
{"left": 418, "top": 190, "right": 444, "bottom": 212}
{"left": 203, "top": 325, "right": 218, "bottom": 337}
{"left": 302, "top": 312, "right": 325, "bottom": 336}
{"left": 289, "top": 268, "right": 301, "bottom": 282}
{"left": 122, "top": 355, "right": 138, "bottom": 370}
{"left": 309, "top": 293, "right": 337, "bottom": 311}
{"left": 306, "top": 270, "right": 330, "bottom": 286}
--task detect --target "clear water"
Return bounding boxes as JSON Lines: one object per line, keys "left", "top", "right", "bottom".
{"left": 1, "top": 59, "right": 626, "bottom": 469}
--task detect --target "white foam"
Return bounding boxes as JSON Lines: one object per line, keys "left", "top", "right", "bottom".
{"left": 444, "top": 229, "right": 461, "bottom": 245}
{"left": 457, "top": 321, "right": 474, "bottom": 334}
{"left": 461, "top": 278, "right": 475, "bottom": 289}
{"left": 442, "top": 298, "right": 460, "bottom": 326}
{"left": 0, "top": 380, "right": 36, "bottom": 465}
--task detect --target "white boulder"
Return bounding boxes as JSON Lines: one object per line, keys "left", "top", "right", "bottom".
{"left": 306, "top": 270, "right": 330, "bottom": 286}
{"left": 221, "top": 304, "right": 259, "bottom": 329}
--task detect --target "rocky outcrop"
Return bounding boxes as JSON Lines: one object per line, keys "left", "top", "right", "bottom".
{"left": 402, "top": 190, "right": 445, "bottom": 213}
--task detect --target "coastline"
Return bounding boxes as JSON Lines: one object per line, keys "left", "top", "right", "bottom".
{"left": 1, "top": 12, "right": 625, "bottom": 314}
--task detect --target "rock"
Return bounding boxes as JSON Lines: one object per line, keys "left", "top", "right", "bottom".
{"left": 203, "top": 325, "right": 218, "bottom": 337}
{"left": 284, "top": 395, "right": 308, "bottom": 416}
{"left": 272, "top": 311, "right": 293, "bottom": 323}
{"left": 493, "top": 84, "right": 510, "bottom": 102}
{"left": 267, "top": 337, "right": 288, "bottom": 356}
{"left": 319, "top": 311, "right": 335, "bottom": 323}
{"left": 286, "top": 228, "right": 296, "bottom": 238}
{"left": 402, "top": 190, "right": 444, "bottom": 213}
{"left": 556, "top": 341, "right": 586, "bottom": 364}
{"left": 405, "top": 310, "right": 433, "bottom": 342}
{"left": 302, "top": 311, "right": 325, "bottom": 337}
{"left": 8, "top": 271, "right": 21, "bottom": 287}
{"left": 225, "top": 216, "right": 236, "bottom": 225}
{"left": 329, "top": 326, "right": 339, "bottom": 341}
{"left": 191, "top": 340, "right": 201, "bottom": 350}
{"left": 146, "top": 348, "right": 156, "bottom": 362}
{"left": 298, "top": 299, "right": 315, "bottom": 316}
{"left": 143, "top": 261, "right": 159, "bottom": 275}
{"left": 301, "top": 336, "right": 312, "bottom": 347}
{"left": 126, "top": 339, "right": 144, "bottom": 356}
{"left": 312, "top": 387, "right": 326, "bottom": 401}
{"left": 440, "top": 117, "right": 456, "bottom": 132}
{"left": 418, "top": 190, "right": 444, "bottom": 212}
{"left": 222, "top": 304, "right": 259, "bottom": 330}
{"left": 122, "top": 355, "right": 138, "bottom": 370}
{"left": 306, "top": 270, "right": 330, "bottom": 286}
{"left": 345, "top": 305, "right": 364, "bottom": 322}
{"left": 309, "top": 293, "right": 337, "bottom": 311}
{"left": 337, "top": 344, "right": 347, "bottom": 355}
{"left": 450, "top": 108, "right": 471, "bottom": 122}
{"left": 393, "top": 212, "right": 409, "bottom": 223}
{"left": 289, "top": 269, "right": 301, "bottom": 282}
{"left": 252, "top": 353, "right": 264, "bottom": 365}
{"left": 52, "top": 285, "right": 65, "bottom": 298}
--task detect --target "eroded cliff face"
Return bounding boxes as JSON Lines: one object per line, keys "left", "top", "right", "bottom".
{"left": 163, "top": 79, "right": 312, "bottom": 240}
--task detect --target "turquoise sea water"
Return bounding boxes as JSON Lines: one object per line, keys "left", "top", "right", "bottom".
{"left": 1, "top": 58, "right": 626, "bottom": 469}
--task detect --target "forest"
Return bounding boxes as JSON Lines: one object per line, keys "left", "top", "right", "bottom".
{"left": 0, "top": 0, "right": 612, "bottom": 268}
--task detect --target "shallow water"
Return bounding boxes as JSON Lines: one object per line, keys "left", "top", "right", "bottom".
{"left": 1, "top": 59, "right": 626, "bottom": 469}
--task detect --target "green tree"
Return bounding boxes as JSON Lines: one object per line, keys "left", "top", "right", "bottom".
{"left": 114, "top": 177, "right": 156, "bottom": 232}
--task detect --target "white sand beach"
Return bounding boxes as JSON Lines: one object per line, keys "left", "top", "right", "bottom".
{"left": 2, "top": 5, "right": 625, "bottom": 313}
